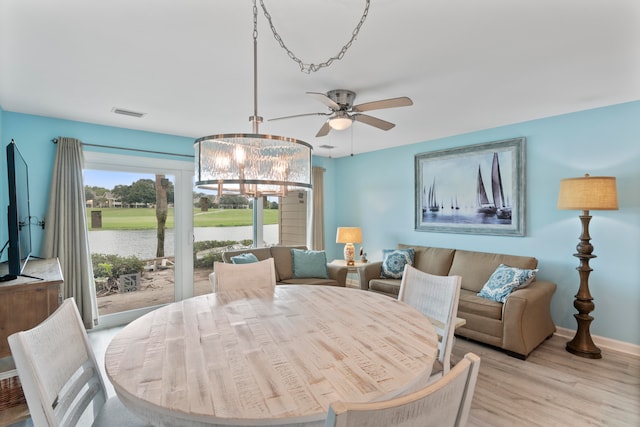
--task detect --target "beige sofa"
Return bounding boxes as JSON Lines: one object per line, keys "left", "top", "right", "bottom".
{"left": 359, "top": 244, "right": 557, "bottom": 359}
{"left": 221, "top": 245, "right": 348, "bottom": 287}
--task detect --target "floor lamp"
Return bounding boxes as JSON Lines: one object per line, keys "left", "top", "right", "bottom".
{"left": 557, "top": 174, "right": 618, "bottom": 359}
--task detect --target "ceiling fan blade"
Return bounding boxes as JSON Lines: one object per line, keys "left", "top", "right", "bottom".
{"left": 353, "top": 114, "right": 395, "bottom": 131}
{"left": 315, "top": 121, "right": 332, "bottom": 137}
{"left": 351, "top": 96, "right": 413, "bottom": 113}
{"left": 268, "top": 112, "right": 330, "bottom": 122}
{"left": 307, "top": 92, "right": 341, "bottom": 110}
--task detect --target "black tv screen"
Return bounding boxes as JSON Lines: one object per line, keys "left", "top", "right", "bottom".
{"left": 4, "top": 140, "right": 32, "bottom": 277}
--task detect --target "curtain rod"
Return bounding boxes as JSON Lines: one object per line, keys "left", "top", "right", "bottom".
{"left": 51, "top": 138, "right": 194, "bottom": 159}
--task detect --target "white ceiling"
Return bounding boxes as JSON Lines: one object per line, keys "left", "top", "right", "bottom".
{"left": 1, "top": 0, "right": 638, "bottom": 158}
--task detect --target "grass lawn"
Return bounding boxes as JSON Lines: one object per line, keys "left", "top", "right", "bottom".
{"left": 87, "top": 207, "right": 278, "bottom": 230}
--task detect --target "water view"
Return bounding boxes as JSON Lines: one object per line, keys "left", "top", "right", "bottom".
{"left": 88, "top": 225, "right": 279, "bottom": 259}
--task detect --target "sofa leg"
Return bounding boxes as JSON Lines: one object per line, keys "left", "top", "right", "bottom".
{"left": 504, "top": 350, "right": 527, "bottom": 360}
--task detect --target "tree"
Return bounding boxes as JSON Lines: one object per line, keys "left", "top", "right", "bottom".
{"left": 85, "top": 187, "right": 96, "bottom": 203}
{"left": 155, "top": 175, "right": 168, "bottom": 258}
{"left": 219, "top": 195, "right": 249, "bottom": 208}
{"left": 129, "top": 179, "right": 156, "bottom": 205}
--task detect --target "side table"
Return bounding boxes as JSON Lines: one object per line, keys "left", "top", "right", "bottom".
{"left": 330, "top": 259, "right": 368, "bottom": 289}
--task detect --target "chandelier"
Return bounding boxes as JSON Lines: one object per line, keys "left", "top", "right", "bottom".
{"left": 194, "top": 1, "right": 312, "bottom": 197}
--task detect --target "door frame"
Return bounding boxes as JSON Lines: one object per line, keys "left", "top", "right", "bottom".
{"left": 84, "top": 150, "right": 194, "bottom": 328}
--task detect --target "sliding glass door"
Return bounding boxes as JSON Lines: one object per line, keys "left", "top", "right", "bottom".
{"left": 84, "top": 151, "right": 193, "bottom": 327}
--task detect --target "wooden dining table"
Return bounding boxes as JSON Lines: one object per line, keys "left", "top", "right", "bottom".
{"left": 105, "top": 285, "right": 438, "bottom": 427}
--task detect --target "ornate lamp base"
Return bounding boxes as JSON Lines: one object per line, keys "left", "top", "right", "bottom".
{"left": 343, "top": 243, "right": 355, "bottom": 266}
{"left": 566, "top": 315, "right": 602, "bottom": 359}
{"left": 566, "top": 212, "right": 602, "bottom": 359}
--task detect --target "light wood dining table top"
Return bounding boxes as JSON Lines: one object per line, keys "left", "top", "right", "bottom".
{"left": 105, "top": 285, "right": 438, "bottom": 427}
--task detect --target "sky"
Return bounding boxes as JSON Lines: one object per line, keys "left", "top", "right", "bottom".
{"left": 83, "top": 170, "right": 158, "bottom": 190}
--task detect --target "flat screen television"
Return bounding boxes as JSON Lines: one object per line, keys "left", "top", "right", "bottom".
{"left": 1, "top": 140, "right": 32, "bottom": 279}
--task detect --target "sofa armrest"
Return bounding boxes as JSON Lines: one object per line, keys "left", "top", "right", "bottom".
{"left": 502, "top": 280, "right": 557, "bottom": 357}
{"left": 327, "top": 264, "right": 349, "bottom": 287}
{"left": 359, "top": 261, "right": 383, "bottom": 290}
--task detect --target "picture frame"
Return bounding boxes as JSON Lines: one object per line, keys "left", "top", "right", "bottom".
{"left": 415, "top": 137, "right": 525, "bottom": 236}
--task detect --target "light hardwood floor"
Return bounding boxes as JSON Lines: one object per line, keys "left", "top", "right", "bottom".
{"left": 452, "top": 335, "right": 640, "bottom": 427}
{"left": 8, "top": 330, "right": 640, "bottom": 426}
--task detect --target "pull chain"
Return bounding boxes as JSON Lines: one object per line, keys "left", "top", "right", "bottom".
{"left": 259, "top": 0, "right": 370, "bottom": 74}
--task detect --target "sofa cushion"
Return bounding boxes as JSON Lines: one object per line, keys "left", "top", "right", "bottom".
{"left": 458, "top": 289, "right": 503, "bottom": 320}
{"left": 270, "top": 245, "right": 307, "bottom": 281}
{"left": 368, "top": 278, "right": 401, "bottom": 296}
{"left": 291, "top": 249, "right": 329, "bottom": 279}
{"left": 280, "top": 277, "right": 340, "bottom": 286}
{"left": 230, "top": 253, "right": 259, "bottom": 264}
{"left": 381, "top": 248, "right": 415, "bottom": 279}
{"left": 398, "top": 244, "right": 455, "bottom": 276}
{"left": 222, "top": 247, "right": 272, "bottom": 263}
{"left": 449, "top": 249, "right": 538, "bottom": 293}
{"left": 477, "top": 264, "right": 538, "bottom": 303}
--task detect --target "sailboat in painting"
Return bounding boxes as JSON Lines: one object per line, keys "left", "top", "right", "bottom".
{"left": 477, "top": 152, "right": 511, "bottom": 219}
{"left": 427, "top": 178, "right": 439, "bottom": 212}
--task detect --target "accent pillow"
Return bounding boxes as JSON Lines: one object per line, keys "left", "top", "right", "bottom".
{"left": 230, "top": 253, "right": 259, "bottom": 264}
{"left": 477, "top": 264, "right": 539, "bottom": 303}
{"left": 291, "top": 249, "right": 329, "bottom": 279}
{"left": 381, "top": 248, "right": 415, "bottom": 279}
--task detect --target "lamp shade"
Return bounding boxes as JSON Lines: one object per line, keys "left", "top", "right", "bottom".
{"left": 336, "top": 227, "right": 362, "bottom": 244}
{"left": 194, "top": 133, "right": 312, "bottom": 197}
{"left": 557, "top": 174, "right": 618, "bottom": 210}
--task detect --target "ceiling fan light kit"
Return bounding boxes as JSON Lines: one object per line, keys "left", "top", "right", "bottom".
{"left": 270, "top": 89, "right": 414, "bottom": 137}
{"left": 329, "top": 113, "right": 353, "bottom": 131}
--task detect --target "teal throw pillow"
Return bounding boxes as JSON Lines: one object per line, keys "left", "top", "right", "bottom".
{"left": 381, "top": 248, "right": 415, "bottom": 279}
{"left": 230, "top": 253, "right": 259, "bottom": 264}
{"left": 477, "top": 264, "right": 538, "bottom": 303}
{"left": 292, "top": 249, "right": 329, "bottom": 279}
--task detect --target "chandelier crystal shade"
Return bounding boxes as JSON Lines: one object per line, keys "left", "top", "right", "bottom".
{"left": 195, "top": 133, "right": 312, "bottom": 196}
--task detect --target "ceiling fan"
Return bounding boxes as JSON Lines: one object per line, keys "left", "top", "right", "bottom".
{"left": 269, "top": 89, "right": 413, "bottom": 137}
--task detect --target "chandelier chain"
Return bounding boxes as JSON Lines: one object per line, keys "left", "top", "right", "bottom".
{"left": 259, "top": 0, "right": 370, "bottom": 74}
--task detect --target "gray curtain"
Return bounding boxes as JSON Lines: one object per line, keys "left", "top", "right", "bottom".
{"left": 311, "top": 166, "right": 325, "bottom": 250}
{"left": 42, "top": 137, "right": 98, "bottom": 328}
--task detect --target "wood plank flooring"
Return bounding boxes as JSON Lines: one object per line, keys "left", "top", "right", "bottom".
{"left": 7, "top": 330, "right": 639, "bottom": 426}
{"left": 452, "top": 335, "right": 640, "bottom": 427}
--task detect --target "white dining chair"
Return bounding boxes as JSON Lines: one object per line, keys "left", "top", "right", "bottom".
{"left": 325, "top": 352, "right": 480, "bottom": 427}
{"left": 398, "top": 264, "right": 462, "bottom": 381}
{"left": 8, "top": 298, "right": 149, "bottom": 427}
{"left": 212, "top": 257, "right": 276, "bottom": 292}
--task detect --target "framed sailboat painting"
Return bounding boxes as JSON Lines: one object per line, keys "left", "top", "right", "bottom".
{"left": 415, "top": 137, "right": 525, "bottom": 236}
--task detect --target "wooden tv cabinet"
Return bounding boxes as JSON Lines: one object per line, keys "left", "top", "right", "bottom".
{"left": 0, "top": 258, "right": 63, "bottom": 425}
{"left": 0, "top": 258, "right": 63, "bottom": 359}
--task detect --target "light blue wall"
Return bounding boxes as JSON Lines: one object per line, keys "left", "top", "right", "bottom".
{"left": 2, "top": 103, "right": 638, "bottom": 346}
{"left": 325, "top": 101, "right": 640, "bottom": 346}
{"left": 0, "top": 112, "right": 195, "bottom": 260}
{"left": 0, "top": 112, "right": 331, "bottom": 264}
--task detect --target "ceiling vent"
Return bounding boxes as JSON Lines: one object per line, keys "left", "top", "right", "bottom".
{"left": 112, "top": 107, "right": 146, "bottom": 118}
{"left": 318, "top": 145, "right": 335, "bottom": 149}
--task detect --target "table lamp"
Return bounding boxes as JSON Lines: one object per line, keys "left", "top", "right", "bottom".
{"left": 557, "top": 174, "right": 618, "bottom": 359}
{"left": 336, "top": 227, "right": 362, "bottom": 266}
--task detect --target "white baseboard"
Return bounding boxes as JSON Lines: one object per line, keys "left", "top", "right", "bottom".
{"left": 554, "top": 327, "right": 640, "bottom": 357}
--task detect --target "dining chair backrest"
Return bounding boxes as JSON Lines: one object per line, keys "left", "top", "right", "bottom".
{"left": 212, "top": 258, "right": 277, "bottom": 292}
{"left": 398, "top": 264, "right": 462, "bottom": 377}
{"left": 8, "top": 298, "right": 148, "bottom": 427}
{"left": 324, "top": 352, "right": 481, "bottom": 427}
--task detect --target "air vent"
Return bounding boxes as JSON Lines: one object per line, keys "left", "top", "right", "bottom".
{"left": 112, "top": 107, "right": 146, "bottom": 118}
{"left": 319, "top": 145, "right": 335, "bottom": 149}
